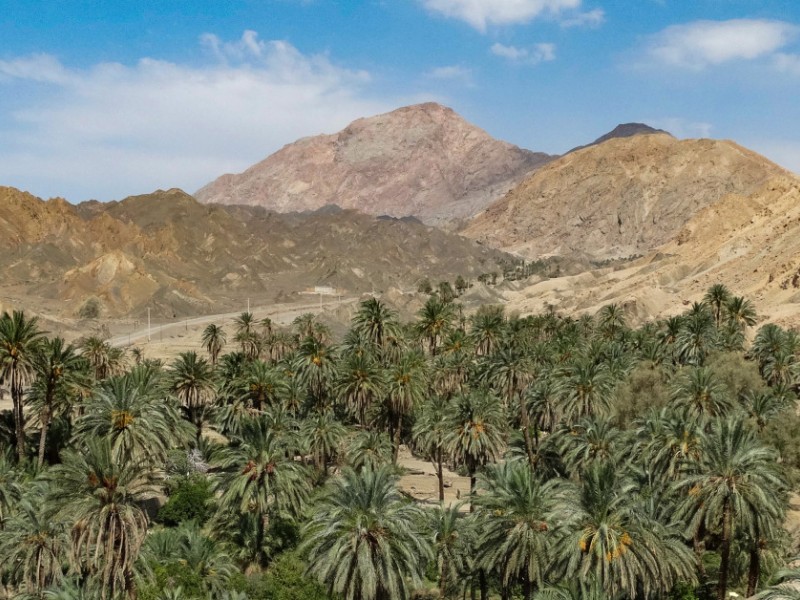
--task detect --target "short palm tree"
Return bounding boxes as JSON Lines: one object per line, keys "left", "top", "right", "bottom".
{"left": 334, "top": 350, "right": 386, "bottom": 426}
{"left": 473, "top": 460, "right": 568, "bottom": 599}
{"left": 0, "top": 310, "right": 45, "bottom": 461}
{"left": 671, "top": 366, "right": 732, "bottom": 419}
{"left": 675, "top": 418, "right": 787, "bottom": 600}
{"left": 346, "top": 430, "right": 393, "bottom": 471}
{"left": 45, "top": 438, "right": 159, "bottom": 600}
{"left": 429, "top": 502, "right": 469, "bottom": 598}
{"left": 412, "top": 395, "right": 451, "bottom": 502}
{"left": 0, "top": 488, "right": 67, "bottom": 594}
{"left": 301, "top": 466, "right": 433, "bottom": 600}
{"left": 469, "top": 305, "right": 505, "bottom": 357}
{"left": 556, "top": 358, "right": 614, "bottom": 422}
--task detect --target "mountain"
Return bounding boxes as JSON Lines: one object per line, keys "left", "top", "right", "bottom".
{"left": 499, "top": 173, "right": 800, "bottom": 328}
{"left": 195, "top": 103, "right": 553, "bottom": 227}
{"left": 0, "top": 187, "right": 509, "bottom": 319}
{"left": 461, "top": 132, "right": 787, "bottom": 260}
{"left": 567, "top": 123, "right": 670, "bottom": 154}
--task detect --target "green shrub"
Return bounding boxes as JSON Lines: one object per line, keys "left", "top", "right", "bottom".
{"left": 157, "top": 475, "right": 214, "bottom": 526}
{"left": 242, "top": 552, "right": 327, "bottom": 600}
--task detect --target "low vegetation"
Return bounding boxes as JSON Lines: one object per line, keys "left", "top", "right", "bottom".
{"left": 0, "top": 284, "right": 799, "bottom": 600}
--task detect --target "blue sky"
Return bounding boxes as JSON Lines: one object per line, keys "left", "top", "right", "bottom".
{"left": 2, "top": 0, "right": 800, "bottom": 201}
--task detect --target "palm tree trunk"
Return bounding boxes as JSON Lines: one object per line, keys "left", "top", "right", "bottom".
{"left": 440, "top": 556, "right": 449, "bottom": 598}
{"left": 12, "top": 369, "right": 25, "bottom": 462}
{"left": 479, "top": 571, "right": 488, "bottom": 600}
{"left": 523, "top": 576, "right": 533, "bottom": 600}
{"left": 392, "top": 413, "right": 403, "bottom": 464}
{"left": 519, "top": 395, "right": 536, "bottom": 472}
{"left": 437, "top": 447, "right": 445, "bottom": 503}
{"left": 746, "top": 542, "right": 761, "bottom": 597}
{"left": 718, "top": 500, "right": 732, "bottom": 600}
{"left": 37, "top": 407, "right": 51, "bottom": 468}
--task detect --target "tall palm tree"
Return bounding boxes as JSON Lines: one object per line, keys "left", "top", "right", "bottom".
{"left": 417, "top": 296, "right": 455, "bottom": 356}
{"left": 704, "top": 284, "right": 732, "bottom": 328}
{"left": 334, "top": 351, "right": 386, "bottom": 426}
{"left": 675, "top": 418, "right": 787, "bottom": 600}
{"left": 676, "top": 305, "right": 717, "bottom": 366}
{"left": 346, "top": 430, "right": 393, "bottom": 471}
{"left": 45, "top": 438, "right": 159, "bottom": 600}
{"left": 301, "top": 466, "right": 432, "bottom": 600}
{"left": 597, "top": 304, "right": 626, "bottom": 339}
{"left": 29, "top": 337, "right": 89, "bottom": 468}
{"left": 300, "top": 410, "right": 347, "bottom": 474}
{"left": 292, "top": 336, "right": 336, "bottom": 409}
{"left": 413, "top": 395, "right": 451, "bottom": 502}
{"left": 0, "top": 310, "right": 45, "bottom": 462}
{"left": 444, "top": 389, "right": 505, "bottom": 510}
{"left": 556, "top": 358, "right": 614, "bottom": 422}
{"left": 385, "top": 351, "right": 427, "bottom": 461}
{"left": 469, "top": 305, "right": 505, "bottom": 357}
{"left": 473, "top": 460, "right": 567, "bottom": 599}
{"left": 233, "top": 311, "right": 255, "bottom": 338}
{"left": 168, "top": 351, "right": 216, "bottom": 440}
{"left": 200, "top": 323, "right": 226, "bottom": 366}
{"left": 212, "top": 415, "right": 311, "bottom": 568}
{"left": 725, "top": 295, "right": 757, "bottom": 332}
{"left": 483, "top": 341, "right": 536, "bottom": 470}
{"left": 353, "top": 297, "right": 400, "bottom": 358}
{"left": 239, "top": 358, "right": 288, "bottom": 411}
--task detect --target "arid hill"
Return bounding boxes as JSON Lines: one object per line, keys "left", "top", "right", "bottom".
{"left": 0, "top": 186, "right": 508, "bottom": 318}
{"left": 567, "top": 122, "right": 669, "bottom": 154}
{"left": 498, "top": 173, "right": 800, "bottom": 328}
{"left": 462, "top": 133, "right": 787, "bottom": 260}
{"left": 195, "top": 102, "right": 552, "bottom": 227}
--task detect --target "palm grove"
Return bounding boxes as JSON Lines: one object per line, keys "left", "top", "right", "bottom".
{"left": 1, "top": 284, "right": 800, "bottom": 600}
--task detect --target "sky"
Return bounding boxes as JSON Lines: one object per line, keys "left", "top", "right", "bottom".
{"left": 2, "top": 0, "right": 800, "bottom": 202}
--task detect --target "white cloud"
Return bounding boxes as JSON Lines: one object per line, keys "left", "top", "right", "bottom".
{"left": 774, "top": 52, "right": 800, "bottom": 75}
{"left": 420, "top": 0, "right": 580, "bottom": 32}
{"left": 0, "top": 31, "right": 401, "bottom": 201}
{"left": 424, "top": 65, "right": 475, "bottom": 85}
{"left": 490, "top": 42, "right": 556, "bottom": 64}
{"left": 560, "top": 8, "right": 604, "bottom": 29}
{"left": 645, "top": 19, "right": 799, "bottom": 70}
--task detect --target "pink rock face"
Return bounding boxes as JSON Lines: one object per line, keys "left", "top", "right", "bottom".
{"left": 194, "top": 103, "right": 552, "bottom": 226}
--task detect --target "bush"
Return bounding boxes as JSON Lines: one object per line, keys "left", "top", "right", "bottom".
{"left": 241, "top": 552, "right": 327, "bottom": 600}
{"left": 78, "top": 297, "right": 101, "bottom": 319}
{"left": 157, "top": 475, "right": 214, "bottom": 526}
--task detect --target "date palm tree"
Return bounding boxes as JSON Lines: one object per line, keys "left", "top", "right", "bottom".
{"left": 200, "top": 323, "right": 226, "bottom": 366}
{"left": 334, "top": 351, "right": 386, "bottom": 426}
{"left": 301, "top": 465, "right": 432, "bottom": 600}
{"left": 704, "top": 284, "right": 731, "bottom": 328}
{"left": 675, "top": 418, "right": 787, "bottom": 600}
{"left": 29, "top": 337, "right": 89, "bottom": 468}
{"left": 45, "top": 438, "right": 159, "bottom": 600}
{"left": 474, "top": 460, "right": 569, "bottom": 599}
{"left": 556, "top": 358, "right": 614, "bottom": 422}
{"left": 385, "top": 350, "right": 427, "bottom": 461}
{"left": 300, "top": 410, "right": 347, "bottom": 474}
{"left": 429, "top": 502, "right": 469, "bottom": 598}
{"left": 412, "top": 394, "right": 451, "bottom": 502}
{"left": 212, "top": 415, "right": 311, "bottom": 568}
{"left": 0, "top": 486, "right": 67, "bottom": 595}
{"left": 0, "top": 310, "right": 45, "bottom": 461}
{"left": 671, "top": 366, "right": 733, "bottom": 419}
{"left": 417, "top": 296, "right": 455, "bottom": 356}
{"left": 444, "top": 389, "right": 505, "bottom": 510}
{"left": 168, "top": 351, "right": 216, "bottom": 440}
{"left": 73, "top": 374, "right": 190, "bottom": 464}
{"left": 353, "top": 297, "right": 400, "bottom": 358}
{"left": 346, "top": 430, "right": 393, "bottom": 471}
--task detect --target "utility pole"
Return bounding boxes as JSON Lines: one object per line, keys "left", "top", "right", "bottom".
{"left": 147, "top": 307, "right": 151, "bottom": 342}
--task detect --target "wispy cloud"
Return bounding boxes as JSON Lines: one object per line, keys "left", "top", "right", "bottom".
{"left": 560, "top": 8, "right": 605, "bottom": 29}
{"left": 643, "top": 19, "right": 799, "bottom": 70}
{"left": 0, "top": 31, "right": 401, "bottom": 201}
{"left": 419, "top": 0, "right": 581, "bottom": 32}
{"left": 490, "top": 42, "right": 556, "bottom": 65}
{"left": 424, "top": 65, "right": 475, "bottom": 85}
